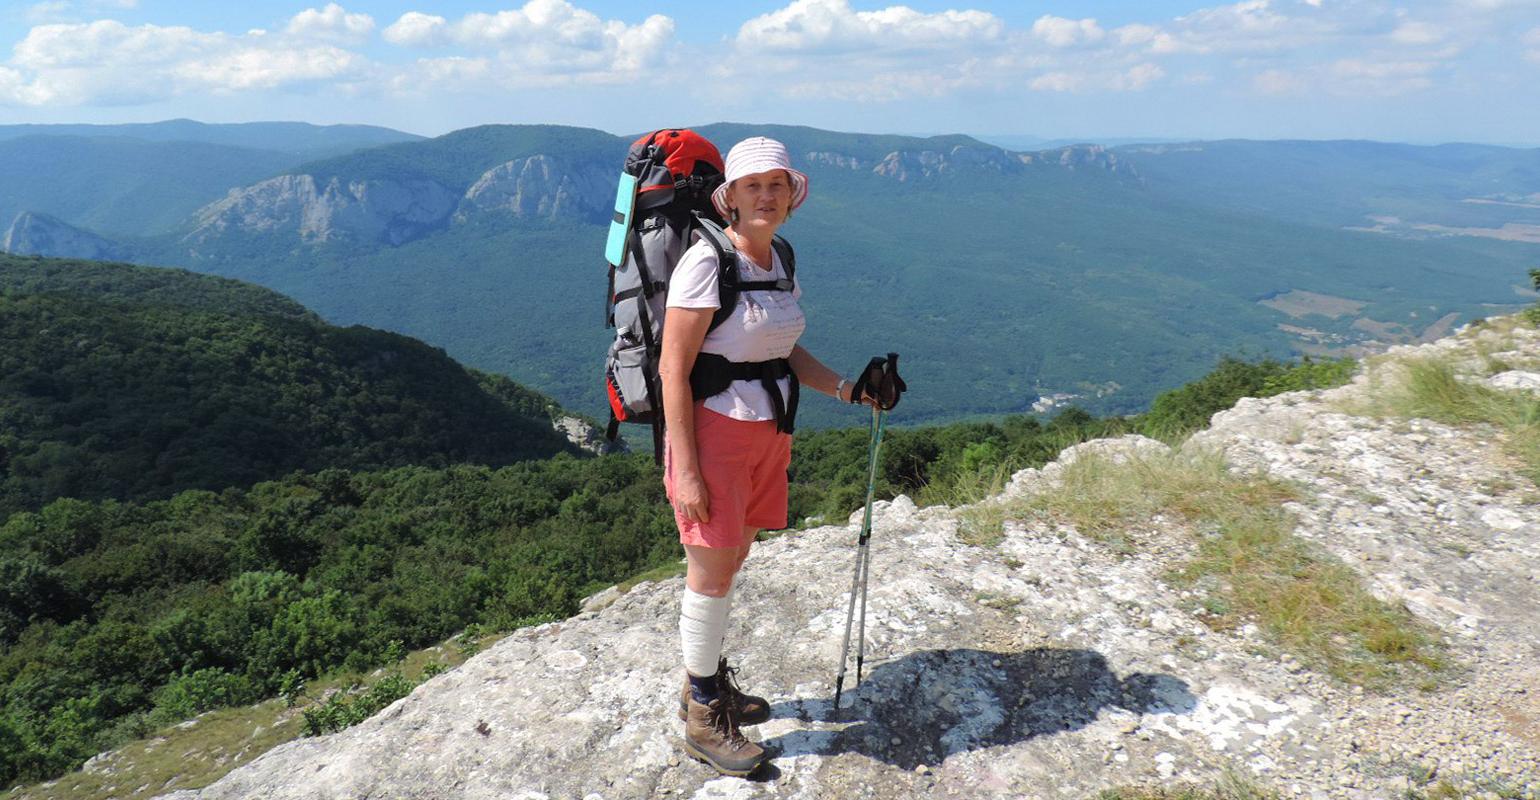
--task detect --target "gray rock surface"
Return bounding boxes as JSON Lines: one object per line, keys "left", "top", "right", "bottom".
{"left": 2, "top": 211, "right": 122, "bottom": 260}
{"left": 159, "top": 322, "right": 1540, "bottom": 800}
{"left": 187, "top": 174, "right": 458, "bottom": 246}
{"left": 1489, "top": 370, "right": 1540, "bottom": 394}
{"left": 456, "top": 156, "right": 611, "bottom": 224}
{"left": 553, "top": 414, "right": 620, "bottom": 455}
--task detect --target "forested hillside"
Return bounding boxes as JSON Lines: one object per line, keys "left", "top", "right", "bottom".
{"left": 0, "top": 255, "right": 576, "bottom": 518}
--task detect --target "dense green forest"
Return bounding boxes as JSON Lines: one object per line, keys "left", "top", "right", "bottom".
{"left": 0, "top": 255, "right": 576, "bottom": 518}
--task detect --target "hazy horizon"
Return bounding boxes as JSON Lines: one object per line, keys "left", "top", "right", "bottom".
{"left": 2, "top": 1, "right": 1537, "bottom": 146}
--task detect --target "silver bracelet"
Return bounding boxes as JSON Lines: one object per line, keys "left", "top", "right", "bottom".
{"left": 835, "top": 377, "right": 849, "bottom": 401}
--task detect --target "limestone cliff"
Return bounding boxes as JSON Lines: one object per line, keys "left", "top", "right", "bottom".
{"left": 183, "top": 153, "right": 612, "bottom": 251}
{"left": 186, "top": 174, "right": 459, "bottom": 246}
{"left": 807, "top": 143, "right": 1138, "bottom": 184}
{"left": 153, "top": 321, "right": 1540, "bottom": 799}
{"left": 455, "top": 155, "right": 611, "bottom": 224}
{"left": 1, "top": 211, "right": 122, "bottom": 260}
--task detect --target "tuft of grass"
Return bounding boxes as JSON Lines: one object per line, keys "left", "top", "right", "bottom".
{"left": 1099, "top": 770, "right": 1282, "bottom": 799}
{"left": 1352, "top": 357, "right": 1540, "bottom": 486}
{"left": 997, "top": 447, "right": 1447, "bottom": 690}
{"left": 617, "top": 559, "right": 687, "bottom": 592}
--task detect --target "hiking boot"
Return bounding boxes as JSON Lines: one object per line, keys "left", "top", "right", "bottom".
{"left": 678, "top": 658, "right": 771, "bottom": 725}
{"left": 680, "top": 694, "right": 767, "bottom": 777}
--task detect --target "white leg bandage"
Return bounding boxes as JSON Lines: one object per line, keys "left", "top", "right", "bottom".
{"left": 680, "top": 587, "right": 731, "bottom": 677}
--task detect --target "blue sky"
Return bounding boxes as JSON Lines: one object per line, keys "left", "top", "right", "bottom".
{"left": 1, "top": 0, "right": 1537, "bottom": 144}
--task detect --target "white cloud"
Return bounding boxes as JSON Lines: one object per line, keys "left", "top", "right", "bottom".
{"left": 177, "top": 44, "right": 364, "bottom": 92}
{"left": 1029, "top": 62, "right": 1164, "bottom": 92}
{"left": 1389, "top": 21, "right": 1442, "bottom": 45}
{"left": 25, "top": 0, "right": 139, "bottom": 24}
{"left": 1254, "top": 68, "right": 1305, "bottom": 94}
{"left": 726, "top": 0, "right": 1013, "bottom": 101}
{"left": 0, "top": 20, "right": 367, "bottom": 106}
{"left": 26, "top": 2, "right": 73, "bottom": 23}
{"left": 736, "top": 0, "right": 1003, "bottom": 52}
{"left": 1327, "top": 58, "right": 1438, "bottom": 93}
{"left": 1112, "top": 23, "right": 1157, "bottom": 46}
{"left": 1031, "top": 15, "right": 1105, "bottom": 48}
{"left": 381, "top": 0, "right": 674, "bottom": 82}
{"left": 285, "top": 4, "right": 375, "bottom": 45}
{"left": 382, "top": 12, "right": 447, "bottom": 47}
{"left": 1248, "top": 56, "right": 1443, "bottom": 99}
{"left": 1119, "top": 0, "right": 1335, "bottom": 56}
{"left": 1119, "top": 62, "right": 1166, "bottom": 89}
{"left": 1029, "top": 71, "right": 1082, "bottom": 92}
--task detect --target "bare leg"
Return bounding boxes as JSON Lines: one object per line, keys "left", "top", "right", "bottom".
{"left": 734, "top": 528, "right": 757, "bottom": 572}
{"left": 685, "top": 543, "right": 744, "bottom": 597}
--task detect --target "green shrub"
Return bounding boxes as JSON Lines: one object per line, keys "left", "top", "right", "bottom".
{"left": 300, "top": 672, "right": 418, "bottom": 736}
{"left": 151, "top": 668, "right": 259, "bottom": 722}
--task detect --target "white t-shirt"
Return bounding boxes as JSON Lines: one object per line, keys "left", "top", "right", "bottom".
{"left": 667, "top": 238, "right": 806, "bottom": 422}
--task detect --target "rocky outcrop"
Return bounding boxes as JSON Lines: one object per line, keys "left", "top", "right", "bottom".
{"left": 157, "top": 320, "right": 1540, "bottom": 800}
{"left": 814, "top": 143, "right": 1138, "bottom": 184}
{"left": 552, "top": 414, "right": 622, "bottom": 455}
{"left": 803, "top": 151, "right": 866, "bottom": 170}
{"left": 871, "top": 144, "right": 1024, "bottom": 182}
{"left": 1, "top": 211, "right": 122, "bottom": 260}
{"left": 1019, "top": 144, "right": 1141, "bottom": 180}
{"left": 455, "top": 156, "right": 611, "bottom": 224}
{"left": 187, "top": 174, "right": 459, "bottom": 246}
{"left": 185, "top": 155, "right": 612, "bottom": 251}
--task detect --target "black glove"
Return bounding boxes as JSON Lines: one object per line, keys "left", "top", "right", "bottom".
{"left": 850, "top": 352, "right": 907, "bottom": 411}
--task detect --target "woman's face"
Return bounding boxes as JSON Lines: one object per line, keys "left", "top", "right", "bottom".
{"left": 725, "top": 168, "right": 792, "bottom": 231}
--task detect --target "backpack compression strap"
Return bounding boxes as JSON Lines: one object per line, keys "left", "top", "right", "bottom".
{"left": 689, "top": 354, "right": 800, "bottom": 434}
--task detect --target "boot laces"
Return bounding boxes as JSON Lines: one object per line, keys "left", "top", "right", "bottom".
{"left": 717, "top": 658, "right": 746, "bottom": 700}
{"left": 709, "top": 697, "right": 751, "bottom": 750}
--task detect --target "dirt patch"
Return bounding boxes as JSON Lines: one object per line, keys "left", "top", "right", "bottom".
{"left": 1411, "top": 222, "right": 1540, "bottom": 244}
{"left": 1418, "top": 312, "right": 1462, "bottom": 343}
{"left": 1260, "top": 290, "right": 1368, "bottom": 319}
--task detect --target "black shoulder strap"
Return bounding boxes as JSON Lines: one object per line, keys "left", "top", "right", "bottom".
{"left": 692, "top": 217, "right": 797, "bottom": 331}
{"left": 692, "top": 218, "right": 740, "bottom": 333}
{"left": 771, "top": 234, "right": 795, "bottom": 283}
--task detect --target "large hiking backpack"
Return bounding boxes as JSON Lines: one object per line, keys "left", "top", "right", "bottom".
{"left": 603, "top": 129, "right": 798, "bottom": 461}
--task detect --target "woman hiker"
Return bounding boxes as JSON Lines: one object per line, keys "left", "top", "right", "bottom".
{"left": 659, "top": 136, "right": 898, "bottom": 776}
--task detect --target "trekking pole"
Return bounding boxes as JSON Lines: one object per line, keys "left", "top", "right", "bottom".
{"left": 833, "top": 402, "right": 887, "bottom": 712}
{"left": 854, "top": 405, "right": 886, "bottom": 688}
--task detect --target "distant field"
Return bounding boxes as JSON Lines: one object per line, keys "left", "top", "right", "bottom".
{"left": 1259, "top": 290, "right": 1368, "bottom": 319}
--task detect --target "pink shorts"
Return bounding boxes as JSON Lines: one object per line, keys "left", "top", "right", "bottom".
{"left": 664, "top": 404, "right": 792, "bottom": 549}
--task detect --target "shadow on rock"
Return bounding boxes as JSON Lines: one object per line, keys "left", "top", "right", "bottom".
{"left": 763, "top": 647, "right": 1195, "bottom": 770}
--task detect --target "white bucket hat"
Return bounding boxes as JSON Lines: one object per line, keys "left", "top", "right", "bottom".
{"left": 711, "top": 137, "right": 810, "bottom": 219}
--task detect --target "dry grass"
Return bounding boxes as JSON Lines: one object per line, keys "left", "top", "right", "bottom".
{"left": 1099, "top": 770, "right": 1281, "bottom": 799}
{"left": 1350, "top": 356, "right": 1540, "bottom": 486}
{"left": 973, "top": 446, "right": 1447, "bottom": 690}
